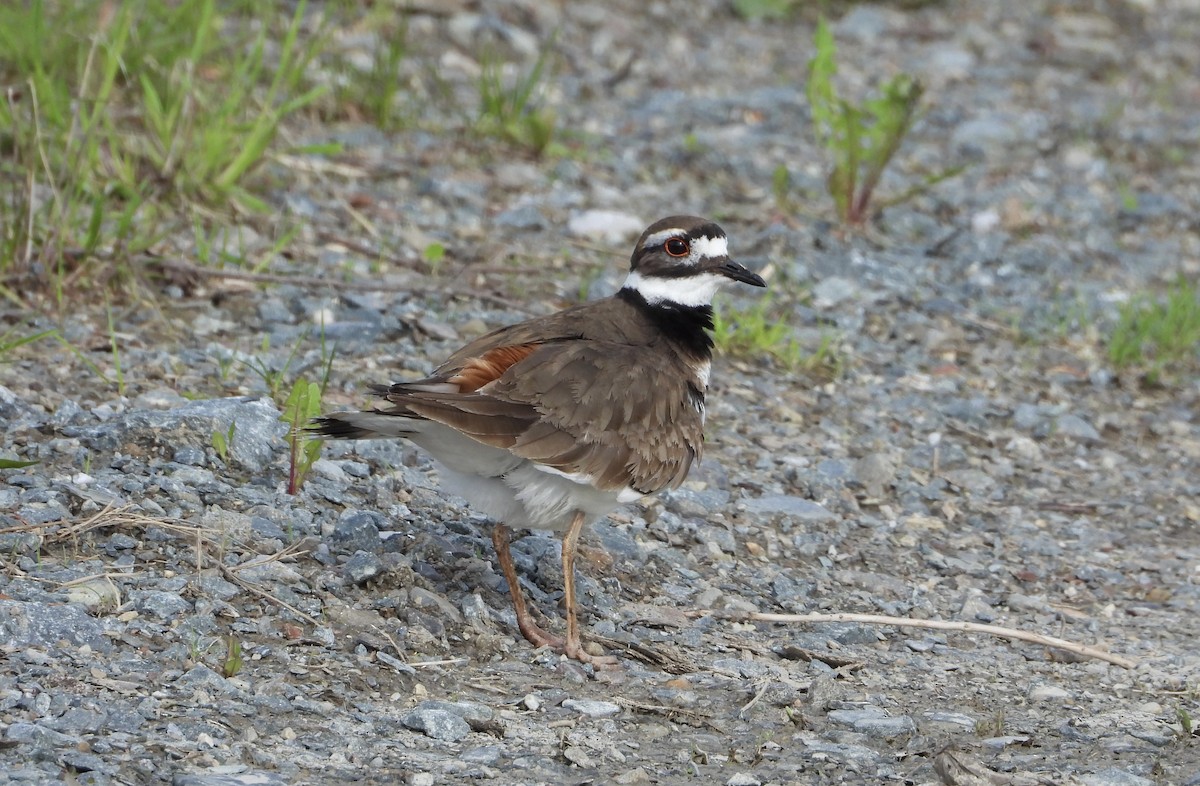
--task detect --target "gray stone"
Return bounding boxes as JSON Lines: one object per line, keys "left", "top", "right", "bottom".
{"left": 741, "top": 495, "right": 836, "bottom": 522}
{"left": 5, "top": 721, "right": 81, "bottom": 747}
{"left": 726, "top": 775, "right": 761, "bottom": 786}
{"left": 812, "top": 276, "right": 859, "bottom": 309}
{"left": 71, "top": 397, "right": 285, "bottom": 472}
{"left": 343, "top": 550, "right": 384, "bottom": 584}
{"left": 1079, "top": 769, "right": 1155, "bottom": 786}
{"left": 173, "top": 771, "right": 291, "bottom": 786}
{"left": 1028, "top": 683, "right": 1072, "bottom": 702}
{"left": 401, "top": 707, "right": 471, "bottom": 742}
{"left": 173, "top": 447, "right": 208, "bottom": 466}
{"left": 493, "top": 204, "right": 546, "bottom": 231}
{"left": 411, "top": 699, "right": 494, "bottom": 728}
{"left": 175, "top": 665, "right": 238, "bottom": 695}
{"left": 1055, "top": 414, "right": 1102, "bottom": 443}
{"left": 828, "top": 707, "right": 917, "bottom": 736}
{"left": 0, "top": 599, "right": 111, "bottom": 651}
{"left": 133, "top": 590, "right": 193, "bottom": 620}
{"left": 461, "top": 745, "right": 503, "bottom": 765}
{"left": 561, "top": 699, "right": 621, "bottom": 717}
{"left": 567, "top": 210, "right": 644, "bottom": 243}
{"left": 329, "top": 509, "right": 384, "bottom": 554}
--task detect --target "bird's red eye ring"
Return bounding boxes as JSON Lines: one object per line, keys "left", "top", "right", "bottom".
{"left": 664, "top": 238, "right": 690, "bottom": 257}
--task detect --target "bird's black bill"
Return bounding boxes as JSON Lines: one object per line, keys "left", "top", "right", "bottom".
{"left": 719, "top": 260, "right": 767, "bottom": 288}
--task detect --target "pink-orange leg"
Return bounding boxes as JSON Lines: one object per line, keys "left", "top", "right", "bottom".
{"left": 560, "top": 511, "right": 618, "bottom": 667}
{"left": 491, "top": 524, "right": 563, "bottom": 651}
{"left": 491, "top": 517, "right": 618, "bottom": 667}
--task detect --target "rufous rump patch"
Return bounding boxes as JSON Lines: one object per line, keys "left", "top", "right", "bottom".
{"left": 451, "top": 344, "right": 539, "bottom": 392}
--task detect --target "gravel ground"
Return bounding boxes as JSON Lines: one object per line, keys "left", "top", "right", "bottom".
{"left": 3, "top": 1, "right": 1200, "bottom": 784}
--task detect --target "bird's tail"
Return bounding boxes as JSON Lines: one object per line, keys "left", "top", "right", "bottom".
{"left": 308, "top": 411, "right": 426, "bottom": 440}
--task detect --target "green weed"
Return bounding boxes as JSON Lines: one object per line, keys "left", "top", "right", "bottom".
{"left": 0, "top": 327, "right": 56, "bottom": 360}
{"left": 222, "top": 636, "right": 244, "bottom": 678}
{"left": 325, "top": 11, "right": 410, "bottom": 131}
{"left": 423, "top": 242, "right": 447, "bottom": 274}
{"left": 0, "top": 0, "right": 336, "bottom": 300}
{"left": 805, "top": 17, "right": 956, "bottom": 225}
{"left": 477, "top": 47, "right": 558, "bottom": 156}
{"left": 0, "top": 459, "right": 39, "bottom": 470}
{"left": 733, "top": 0, "right": 799, "bottom": 21}
{"left": 211, "top": 421, "right": 236, "bottom": 463}
{"left": 279, "top": 329, "right": 335, "bottom": 494}
{"left": 1108, "top": 277, "right": 1200, "bottom": 385}
{"left": 714, "top": 298, "right": 844, "bottom": 376}
{"left": 282, "top": 379, "right": 324, "bottom": 495}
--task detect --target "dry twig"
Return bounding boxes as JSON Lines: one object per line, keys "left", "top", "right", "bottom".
{"left": 691, "top": 609, "right": 1136, "bottom": 669}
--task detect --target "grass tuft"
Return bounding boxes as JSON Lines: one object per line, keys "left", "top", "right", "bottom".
{"left": 0, "top": 0, "right": 337, "bottom": 301}
{"left": 714, "top": 298, "right": 844, "bottom": 377}
{"left": 476, "top": 46, "right": 558, "bottom": 156}
{"left": 805, "top": 17, "right": 958, "bottom": 225}
{"left": 1108, "top": 277, "right": 1200, "bottom": 385}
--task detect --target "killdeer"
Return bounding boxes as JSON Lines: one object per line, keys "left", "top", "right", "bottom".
{"left": 312, "top": 216, "right": 766, "bottom": 665}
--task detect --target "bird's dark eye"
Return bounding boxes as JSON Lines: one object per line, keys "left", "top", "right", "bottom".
{"left": 664, "top": 238, "right": 689, "bottom": 257}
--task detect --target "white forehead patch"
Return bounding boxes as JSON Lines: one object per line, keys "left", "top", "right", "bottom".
{"left": 622, "top": 270, "right": 727, "bottom": 307}
{"left": 689, "top": 235, "right": 728, "bottom": 261}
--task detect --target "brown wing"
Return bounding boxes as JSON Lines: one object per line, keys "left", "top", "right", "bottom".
{"left": 401, "top": 341, "right": 704, "bottom": 495}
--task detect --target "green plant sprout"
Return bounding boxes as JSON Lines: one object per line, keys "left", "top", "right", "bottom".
{"left": 211, "top": 421, "right": 236, "bottom": 463}
{"left": 222, "top": 636, "right": 244, "bottom": 677}
{"left": 714, "top": 298, "right": 844, "bottom": 377}
{"left": 1108, "top": 277, "right": 1200, "bottom": 385}
{"left": 282, "top": 379, "right": 324, "bottom": 495}
{"left": 476, "top": 45, "right": 558, "bottom": 156}
{"left": 806, "top": 17, "right": 958, "bottom": 225}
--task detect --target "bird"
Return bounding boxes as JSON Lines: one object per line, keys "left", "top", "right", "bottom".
{"left": 311, "top": 216, "right": 767, "bottom": 665}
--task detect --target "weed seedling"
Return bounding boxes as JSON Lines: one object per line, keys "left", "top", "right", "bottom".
{"left": 282, "top": 379, "right": 324, "bottom": 495}
{"left": 222, "top": 636, "right": 244, "bottom": 678}
{"left": 477, "top": 45, "right": 558, "bottom": 156}
{"left": 805, "top": 17, "right": 958, "bottom": 225}
{"left": 1108, "top": 277, "right": 1200, "bottom": 385}
{"left": 714, "top": 297, "right": 844, "bottom": 377}
{"left": 211, "top": 421, "right": 236, "bottom": 463}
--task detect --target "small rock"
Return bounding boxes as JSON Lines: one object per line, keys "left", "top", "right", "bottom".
{"left": 812, "top": 276, "right": 859, "bottom": 309}
{"left": 176, "top": 665, "right": 238, "bottom": 695}
{"left": 401, "top": 708, "right": 471, "bottom": 742}
{"left": 828, "top": 707, "right": 917, "bottom": 736}
{"left": 461, "top": 745, "right": 503, "bottom": 765}
{"left": 561, "top": 699, "right": 621, "bottom": 718}
{"left": 1079, "top": 768, "right": 1155, "bottom": 786}
{"left": 567, "top": 210, "right": 644, "bottom": 244}
{"left": 173, "top": 770, "right": 291, "bottom": 786}
{"left": 66, "top": 577, "right": 121, "bottom": 612}
{"left": 726, "top": 774, "right": 762, "bottom": 786}
{"left": 0, "top": 599, "right": 111, "bottom": 651}
{"left": 72, "top": 397, "right": 285, "bottom": 472}
{"left": 343, "top": 550, "right": 384, "bottom": 585}
{"left": 1054, "top": 414, "right": 1102, "bottom": 443}
{"left": 1005, "top": 435, "right": 1042, "bottom": 462}
{"left": 563, "top": 746, "right": 594, "bottom": 767}
{"left": 1028, "top": 683, "right": 1072, "bottom": 702}
{"left": 853, "top": 453, "right": 896, "bottom": 497}
{"left": 329, "top": 509, "right": 384, "bottom": 554}
{"left": 742, "top": 495, "right": 836, "bottom": 522}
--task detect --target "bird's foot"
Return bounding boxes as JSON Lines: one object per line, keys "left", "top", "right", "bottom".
{"left": 515, "top": 615, "right": 618, "bottom": 668}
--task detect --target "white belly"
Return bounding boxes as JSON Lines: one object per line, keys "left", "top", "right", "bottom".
{"left": 439, "top": 462, "right": 630, "bottom": 531}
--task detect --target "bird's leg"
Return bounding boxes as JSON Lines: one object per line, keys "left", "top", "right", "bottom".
{"left": 560, "top": 510, "right": 619, "bottom": 667}
{"left": 491, "top": 523, "right": 562, "bottom": 650}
